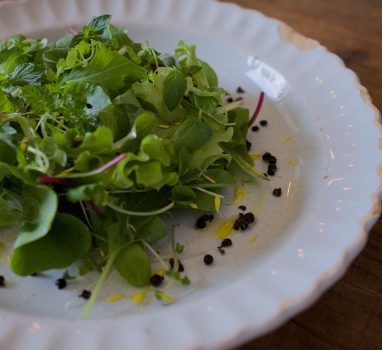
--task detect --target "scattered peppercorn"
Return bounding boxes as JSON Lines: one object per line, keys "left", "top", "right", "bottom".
{"left": 244, "top": 212, "right": 255, "bottom": 223}
{"left": 204, "top": 254, "right": 214, "bottom": 265}
{"left": 218, "top": 247, "right": 226, "bottom": 255}
{"left": 238, "top": 205, "right": 246, "bottom": 211}
{"left": 237, "top": 86, "right": 245, "bottom": 94}
{"left": 169, "top": 258, "right": 185, "bottom": 272}
{"left": 150, "top": 274, "right": 164, "bottom": 287}
{"left": 178, "top": 262, "right": 185, "bottom": 272}
{"left": 0, "top": 275, "right": 5, "bottom": 287}
{"left": 196, "top": 217, "right": 207, "bottom": 229}
{"left": 233, "top": 222, "right": 240, "bottom": 230}
{"left": 79, "top": 290, "right": 91, "bottom": 299}
{"left": 268, "top": 155, "right": 277, "bottom": 164}
{"left": 260, "top": 120, "right": 268, "bottom": 126}
{"left": 169, "top": 258, "right": 175, "bottom": 269}
{"left": 262, "top": 152, "right": 272, "bottom": 161}
{"left": 240, "top": 222, "right": 248, "bottom": 230}
{"left": 86, "top": 103, "right": 93, "bottom": 109}
{"left": 221, "top": 238, "right": 233, "bottom": 247}
{"left": 267, "top": 164, "right": 277, "bottom": 176}
{"left": 246, "top": 140, "right": 252, "bottom": 151}
{"left": 251, "top": 125, "right": 259, "bottom": 132}
{"left": 273, "top": 188, "right": 282, "bottom": 197}
{"left": 55, "top": 278, "right": 67, "bottom": 290}
{"left": 227, "top": 97, "right": 234, "bottom": 103}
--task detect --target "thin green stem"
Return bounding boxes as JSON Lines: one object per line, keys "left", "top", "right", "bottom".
{"left": 107, "top": 201, "right": 175, "bottom": 217}
{"left": 81, "top": 250, "right": 119, "bottom": 320}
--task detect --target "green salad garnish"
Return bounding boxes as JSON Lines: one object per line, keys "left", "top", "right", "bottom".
{"left": 0, "top": 15, "right": 265, "bottom": 317}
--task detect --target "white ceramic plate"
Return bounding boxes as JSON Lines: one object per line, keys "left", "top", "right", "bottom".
{"left": 0, "top": 0, "right": 380, "bottom": 349}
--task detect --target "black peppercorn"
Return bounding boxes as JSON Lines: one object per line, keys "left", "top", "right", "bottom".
{"left": 260, "top": 120, "right": 268, "bottom": 126}
{"left": 268, "top": 155, "right": 277, "bottom": 164}
{"left": 55, "top": 278, "right": 67, "bottom": 290}
{"left": 251, "top": 125, "right": 259, "bottom": 132}
{"left": 238, "top": 205, "right": 246, "bottom": 211}
{"left": 240, "top": 222, "right": 248, "bottom": 231}
{"left": 237, "top": 86, "right": 245, "bottom": 94}
{"left": 196, "top": 218, "right": 207, "bottom": 229}
{"left": 79, "top": 290, "right": 91, "bottom": 299}
{"left": 0, "top": 275, "right": 5, "bottom": 287}
{"left": 204, "top": 254, "right": 214, "bottom": 265}
{"left": 246, "top": 140, "right": 252, "bottom": 151}
{"left": 150, "top": 274, "right": 164, "bottom": 287}
{"left": 262, "top": 152, "right": 272, "bottom": 161}
{"left": 244, "top": 212, "right": 255, "bottom": 223}
{"left": 221, "top": 238, "right": 232, "bottom": 247}
{"left": 273, "top": 188, "right": 282, "bottom": 197}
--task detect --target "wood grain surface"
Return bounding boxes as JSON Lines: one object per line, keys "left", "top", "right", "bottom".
{"left": 217, "top": 1, "right": 382, "bottom": 349}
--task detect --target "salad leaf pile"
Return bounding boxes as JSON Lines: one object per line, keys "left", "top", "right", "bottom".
{"left": 0, "top": 15, "right": 264, "bottom": 316}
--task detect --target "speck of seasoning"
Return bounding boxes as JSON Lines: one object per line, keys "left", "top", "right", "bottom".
{"left": 244, "top": 213, "right": 255, "bottom": 223}
{"left": 208, "top": 214, "right": 214, "bottom": 222}
{"left": 178, "top": 262, "right": 185, "bottom": 272}
{"left": 169, "top": 258, "right": 175, "bottom": 269}
{"left": 227, "top": 97, "right": 234, "bottom": 103}
{"left": 262, "top": 152, "right": 272, "bottom": 161}
{"left": 218, "top": 247, "right": 225, "bottom": 255}
{"left": 237, "top": 86, "right": 245, "bottom": 94}
{"left": 150, "top": 274, "right": 164, "bottom": 287}
{"left": 238, "top": 205, "right": 246, "bottom": 211}
{"left": 55, "top": 278, "right": 67, "bottom": 290}
{"left": 240, "top": 222, "right": 249, "bottom": 230}
{"left": 273, "top": 188, "right": 282, "bottom": 197}
{"left": 204, "top": 254, "right": 214, "bottom": 265}
{"left": 86, "top": 103, "right": 93, "bottom": 109}
{"left": 260, "top": 120, "right": 268, "bottom": 126}
{"left": 268, "top": 155, "right": 277, "bottom": 164}
{"left": 0, "top": 275, "right": 5, "bottom": 287}
{"left": 221, "top": 238, "right": 233, "bottom": 247}
{"left": 233, "top": 222, "right": 240, "bottom": 230}
{"left": 267, "top": 164, "right": 277, "bottom": 176}
{"left": 251, "top": 125, "right": 259, "bottom": 132}
{"left": 196, "top": 217, "right": 207, "bottom": 229}
{"left": 79, "top": 290, "right": 91, "bottom": 299}
{"left": 246, "top": 140, "right": 252, "bottom": 151}
{"left": 235, "top": 97, "right": 243, "bottom": 101}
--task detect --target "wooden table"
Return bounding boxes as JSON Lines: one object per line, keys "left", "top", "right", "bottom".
{"left": 218, "top": 1, "right": 382, "bottom": 349}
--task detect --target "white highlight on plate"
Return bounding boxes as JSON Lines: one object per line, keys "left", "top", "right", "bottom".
{"left": 245, "top": 56, "right": 289, "bottom": 100}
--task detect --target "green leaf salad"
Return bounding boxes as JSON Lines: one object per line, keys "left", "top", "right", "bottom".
{"left": 0, "top": 15, "right": 266, "bottom": 317}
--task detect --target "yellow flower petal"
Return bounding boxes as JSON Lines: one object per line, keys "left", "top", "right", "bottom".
{"left": 131, "top": 289, "right": 148, "bottom": 304}
{"left": 107, "top": 293, "right": 126, "bottom": 302}
{"left": 216, "top": 219, "right": 234, "bottom": 239}
{"left": 214, "top": 196, "right": 221, "bottom": 213}
{"left": 231, "top": 186, "right": 249, "bottom": 205}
